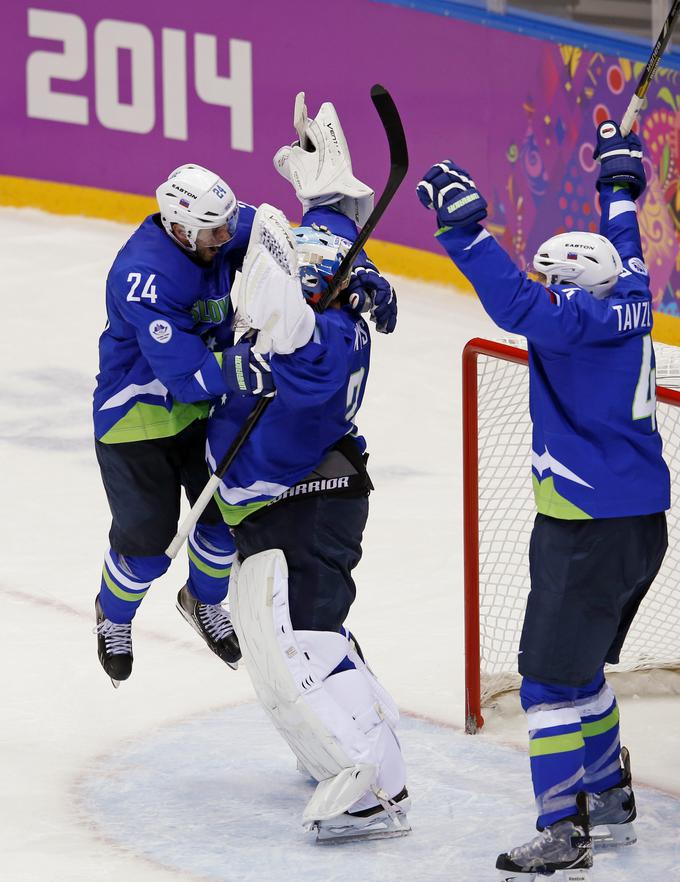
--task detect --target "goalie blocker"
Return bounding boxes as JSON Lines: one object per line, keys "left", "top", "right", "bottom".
{"left": 229, "top": 548, "right": 409, "bottom": 841}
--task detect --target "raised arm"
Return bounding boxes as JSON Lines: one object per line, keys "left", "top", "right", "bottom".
{"left": 415, "top": 160, "right": 634, "bottom": 349}
{"left": 594, "top": 119, "right": 646, "bottom": 264}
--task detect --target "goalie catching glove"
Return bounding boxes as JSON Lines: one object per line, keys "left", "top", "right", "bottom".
{"left": 594, "top": 120, "right": 646, "bottom": 200}
{"left": 274, "top": 94, "right": 375, "bottom": 228}
{"left": 416, "top": 160, "right": 488, "bottom": 229}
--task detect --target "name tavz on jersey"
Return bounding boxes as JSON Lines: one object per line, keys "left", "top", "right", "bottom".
{"left": 612, "top": 301, "right": 651, "bottom": 333}
{"left": 191, "top": 294, "right": 230, "bottom": 325}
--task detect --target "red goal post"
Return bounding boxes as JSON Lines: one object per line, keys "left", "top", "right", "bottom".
{"left": 462, "top": 336, "right": 680, "bottom": 734}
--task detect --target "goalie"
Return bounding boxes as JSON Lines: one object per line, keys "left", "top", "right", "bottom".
{"left": 418, "top": 121, "right": 669, "bottom": 878}
{"left": 206, "top": 97, "right": 407, "bottom": 843}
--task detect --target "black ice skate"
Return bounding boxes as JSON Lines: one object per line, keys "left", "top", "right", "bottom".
{"left": 312, "top": 787, "right": 411, "bottom": 844}
{"left": 496, "top": 793, "right": 592, "bottom": 881}
{"left": 589, "top": 746, "right": 637, "bottom": 849}
{"left": 176, "top": 584, "right": 241, "bottom": 669}
{"left": 94, "top": 596, "right": 133, "bottom": 688}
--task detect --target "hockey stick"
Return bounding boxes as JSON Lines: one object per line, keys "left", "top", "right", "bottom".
{"left": 621, "top": 0, "right": 680, "bottom": 135}
{"left": 165, "top": 84, "right": 408, "bottom": 558}
{"left": 317, "top": 84, "right": 409, "bottom": 312}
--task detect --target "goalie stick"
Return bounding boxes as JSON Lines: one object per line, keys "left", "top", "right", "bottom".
{"left": 621, "top": 0, "right": 680, "bottom": 135}
{"left": 317, "top": 84, "right": 408, "bottom": 312}
{"left": 165, "top": 84, "right": 408, "bottom": 558}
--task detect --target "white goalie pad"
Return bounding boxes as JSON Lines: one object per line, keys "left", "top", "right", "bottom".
{"left": 230, "top": 549, "right": 406, "bottom": 824}
{"left": 237, "top": 203, "right": 315, "bottom": 355}
{"left": 273, "top": 93, "right": 375, "bottom": 228}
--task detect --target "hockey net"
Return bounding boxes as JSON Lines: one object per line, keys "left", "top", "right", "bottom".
{"left": 463, "top": 336, "right": 680, "bottom": 733}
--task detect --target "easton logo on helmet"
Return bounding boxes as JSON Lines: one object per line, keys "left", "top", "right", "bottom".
{"left": 171, "top": 184, "right": 198, "bottom": 198}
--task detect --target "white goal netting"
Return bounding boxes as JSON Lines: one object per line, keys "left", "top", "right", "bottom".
{"left": 475, "top": 338, "right": 680, "bottom": 706}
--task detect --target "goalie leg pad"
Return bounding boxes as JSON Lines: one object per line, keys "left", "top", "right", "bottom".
{"left": 230, "top": 549, "right": 406, "bottom": 821}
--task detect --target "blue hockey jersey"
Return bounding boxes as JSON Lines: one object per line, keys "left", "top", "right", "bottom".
{"left": 206, "top": 207, "right": 371, "bottom": 525}
{"left": 437, "top": 184, "right": 670, "bottom": 519}
{"left": 93, "top": 205, "right": 255, "bottom": 443}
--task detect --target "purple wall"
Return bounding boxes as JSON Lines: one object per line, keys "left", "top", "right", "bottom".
{"left": 5, "top": 1, "right": 680, "bottom": 310}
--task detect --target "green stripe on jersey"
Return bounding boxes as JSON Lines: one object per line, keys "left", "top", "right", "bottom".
{"left": 532, "top": 475, "right": 592, "bottom": 520}
{"left": 99, "top": 401, "right": 209, "bottom": 444}
{"left": 214, "top": 493, "right": 272, "bottom": 526}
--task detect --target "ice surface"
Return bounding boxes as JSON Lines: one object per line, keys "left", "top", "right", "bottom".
{"left": 76, "top": 705, "right": 680, "bottom": 882}
{"left": 1, "top": 208, "right": 678, "bottom": 881}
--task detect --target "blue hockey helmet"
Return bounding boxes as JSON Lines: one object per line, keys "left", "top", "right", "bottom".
{"left": 294, "top": 224, "right": 352, "bottom": 305}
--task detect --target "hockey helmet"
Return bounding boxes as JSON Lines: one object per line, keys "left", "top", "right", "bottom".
{"left": 532, "top": 232, "right": 623, "bottom": 299}
{"left": 294, "top": 224, "right": 351, "bottom": 304}
{"left": 156, "top": 164, "right": 239, "bottom": 252}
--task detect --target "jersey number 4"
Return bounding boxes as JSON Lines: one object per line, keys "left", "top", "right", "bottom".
{"left": 633, "top": 334, "right": 656, "bottom": 430}
{"left": 126, "top": 273, "right": 158, "bottom": 304}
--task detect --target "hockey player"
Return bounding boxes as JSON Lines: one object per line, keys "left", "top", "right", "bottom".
{"left": 205, "top": 99, "right": 406, "bottom": 842}
{"left": 93, "top": 164, "right": 273, "bottom": 685}
{"left": 417, "top": 121, "right": 669, "bottom": 878}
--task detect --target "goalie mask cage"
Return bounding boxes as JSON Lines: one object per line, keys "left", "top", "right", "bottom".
{"left": 463, "top": 336, "right": 680, "bottom": 734}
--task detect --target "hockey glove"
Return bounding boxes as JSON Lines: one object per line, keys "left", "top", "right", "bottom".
{"left": 594, "top": 120, "right": 646, "bottom": 200}
{"left": 221, "top": 339, "right": 275, "bottom": 397}
{"left": 347, "top": 261, "right": 398, "bottom": 334}
{"left": 416, "top": 161, "right": 488, "bottom": 229}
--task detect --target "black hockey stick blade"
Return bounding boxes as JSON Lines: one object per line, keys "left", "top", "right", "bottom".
{"left": 317, "top": 84, "right": 409, "bottom": 312}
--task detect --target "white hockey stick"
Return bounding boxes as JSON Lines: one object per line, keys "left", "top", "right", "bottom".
{"left": 621, "top": 0, "right": 680, "bottom": 135}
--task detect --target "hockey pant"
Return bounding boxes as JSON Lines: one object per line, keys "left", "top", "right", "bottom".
{"left": 99, "top": 522, "right": 236, "bottom": 623}
{"left": 521, "top": 671, "right": 622, "bottom": 829}
{"left": 230, "top": 548, "right": 406, "bottom": 823}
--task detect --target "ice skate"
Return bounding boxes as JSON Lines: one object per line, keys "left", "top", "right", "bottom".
{"left": 94, "top": 596, "right": 133, "bottom": 688}
{"left": 589, "top": 746, "right": 637, "bottom": 849}
{"left": 176, "top": 584, "right": 241, "bottom": 669}
{"left": 311, "top": 786, "right": 411, "bottom": 844}
{"left": 496, "top": 794, "right": 591, "bottom": 880}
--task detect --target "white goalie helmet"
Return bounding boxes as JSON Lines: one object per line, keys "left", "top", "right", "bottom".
{"left": 156, "top": 164, "right": 239, "bottom": 252}
{"left": 533, "top": 232, "right": 623, "bottom": 299}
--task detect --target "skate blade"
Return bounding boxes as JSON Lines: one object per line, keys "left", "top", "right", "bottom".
{"left": 499, "top": 869, "right": 590, "bottom": 881}
{"left": 315, "top": 823, "right": 411, "bottom": 844}
{"left": 591, "top": 821, "right": 637, "bottom": 849}
{"left": 313, "top": 811, "right": 411, "bottom": 845}
{"left": 110, "top": 677, "right": 120, "bottom": 689}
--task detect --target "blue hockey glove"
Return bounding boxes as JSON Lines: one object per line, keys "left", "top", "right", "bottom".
{"left": 593, "top": 120, "right": 646, "bottom": 200}
{"left": 347, "top": 261, "right": 398, "bottom": 334}
{"left": 416, "top": 160, "right": 488, "bottom": 229}
{"left": 222, "top": 339, "right": 275, "bottom": 397}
